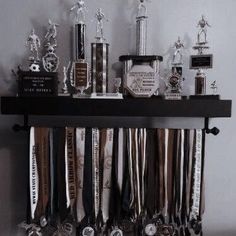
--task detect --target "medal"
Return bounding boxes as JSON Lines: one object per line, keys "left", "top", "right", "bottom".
{"left": 82, "top": 226, "right": 95, "bottom": 236}
{"left": 110, "top": 228, "right": 123, "bottom": 236}
{"left": 144, "top": 223, "right": 157, "bottom": 236}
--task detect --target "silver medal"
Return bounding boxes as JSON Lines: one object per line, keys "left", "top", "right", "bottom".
{"left": 110, "top": 228, "right": 123, "bottom": 236}
{"left": 82, "top": 226, "right": 95, "bottom": 236}
{"left": 40, "top": 216, "right": 47, "bottom": 228}
{"left": 145, "top": 223, "right": 157, "bottom": 236}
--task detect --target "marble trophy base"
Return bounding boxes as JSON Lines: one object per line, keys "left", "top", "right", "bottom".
{"left": 73, "top": 93, "right": 91, "bottom": 99}
{"left": 90, "top": 92, "right": 123, "bottom": 99}
{"left": 165, "top": 92, "right": 182, "bottom": 100}
{"left": 58, "top": 88, "right": 71, "bottom": 97}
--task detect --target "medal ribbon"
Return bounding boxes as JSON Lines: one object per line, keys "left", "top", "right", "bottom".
{"left": 190, "top": 130, "right": 203, "bottom": 221}
{"left": 30, "top": 127, "right": 39, "bottom": 220}
{"left": 65, "top": 128, "right": 77, "bottom": 213}
{"left": 101, "top": 128, "right": 114, "bottom": 224}
{"left": 92, "top": 128, "right": 100, "bottom": 220}
{"left": 76, "top": 128, "right": 86, "bottom": 223}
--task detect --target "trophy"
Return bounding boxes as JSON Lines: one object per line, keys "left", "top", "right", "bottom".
{"left": 42, "top": 19, "right": 60, "bottom": 73}
{"left": 26, "top": 29, "right": 41, "bottom": 72}
{"left": 90, "top": 8, "right": 111, "bottom": 98}
{"left": 16, "top": 28, "right": 58, "bottom": 97}
{"left": 165, "top": 37, "right": 184, "bottom": 100}
{"left": 70, "top": 0, "right": 90, "bottom": 97}
{"left": 119, "top": 0, "right": 163, "bottom": 97}
{"left": 190, "top": 15, "right": 213, "bottom": 96}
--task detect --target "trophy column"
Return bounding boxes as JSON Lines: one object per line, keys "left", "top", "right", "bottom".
{"left": 91, "top": 42, "right": 109, "bottom": 95}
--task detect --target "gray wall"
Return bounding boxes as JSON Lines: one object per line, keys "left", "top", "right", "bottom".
{"left": 0, "top": 0, "right": 235, "bottom": 235}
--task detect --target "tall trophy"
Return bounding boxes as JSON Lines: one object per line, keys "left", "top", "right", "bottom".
{"left": 70, "top": 0, "right": 90, "bottom": 98}
{"left": 119, "top": 0, "right": 163, "bottom": 97}
{"left": 165, "top": 37, "right": 184, "bottom": 100}
{"left": 90, "top": 8, "right": 112, "bottom": 98}
{"left": 190, "top": 15, "right": 213, "bottom": 96}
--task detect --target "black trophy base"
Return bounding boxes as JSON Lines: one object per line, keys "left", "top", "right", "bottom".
{"left": 189, "top": 95, "right": 220, "bottom": 100}
{"left": 119, "top": 55, "right": 163, "bottom": 62}
{"left": 17, "top": 69, "right": 58, "bottom": 97}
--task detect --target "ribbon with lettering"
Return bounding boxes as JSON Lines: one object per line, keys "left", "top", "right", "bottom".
{"left": 29, "top": 127, "right": 39, "bottom": 221}
{"left": 65, "top": 128, "right": 77, "bottom": 217}
{"left": 76, "top": 128, "right": 86, "bottom": 223}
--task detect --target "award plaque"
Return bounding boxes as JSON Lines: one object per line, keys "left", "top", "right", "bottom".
{"left": 70, "top": 0, "right": 90, "bottom": 98}
{"left": 165, "top": 37, "right": 184, "bottom": 100}
{"left": 119, "top": 0, "right": 162, "bottom": 97}
{"left": 190, "top": 15, "right": 213, "bottom": 96}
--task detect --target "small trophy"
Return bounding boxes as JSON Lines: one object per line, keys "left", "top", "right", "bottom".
{"left": 210, "top": 80, "right": 218, "bottom": 95}
{"left": 42, "top": 19, "right": 60, "bottom": 73}
{"left": 26, "top": 29, "right": 41, "bottom": 72}
{"left": 165, "top": 37, "right": 184, "bottom": 100}
{"left": 90, "top": 8, "right": 111, "bottom": 98}
{"left": 70, "top": 0, "right": 90, "bottom": 98}
{"left": 119, "top": 0, "right": 163, "bottom": 98}
{"left": 59, "top": 62, "right": 72, "bottom": 96}
{"left": 190, "top": 15, "right": 213, "bottom": 96}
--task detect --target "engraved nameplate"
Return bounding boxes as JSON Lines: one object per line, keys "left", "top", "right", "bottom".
{"left": 74, "top": 62, "right": 88, "bottom": 88}
{"left": 17, "top": 70, "right": 58, "bottom": 97}
{"left": 190, "top": 54, "right": 213, "bottom": 69}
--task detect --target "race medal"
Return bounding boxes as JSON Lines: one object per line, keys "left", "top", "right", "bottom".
{"left": 144, "top": 223, "right": 157, "bottom": 236}
{"left": 82, "top": 226, "right": 95, "bottom": 236}
{"left": 158, "top": 224, "right": 175, "bottom": 236}
{"left": 110, "top": 228, "right": 123, "bottom": 236}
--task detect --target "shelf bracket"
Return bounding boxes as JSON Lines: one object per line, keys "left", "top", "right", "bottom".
{"left": 204, "top": 118, "right": 220, "bottom": 136}
{"left": 12, "top": 114, "right": 30, "bottom": 132}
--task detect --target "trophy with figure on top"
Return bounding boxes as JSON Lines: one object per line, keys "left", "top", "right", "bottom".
{"left": 190, "top": 15, "right": 216, "bottom": 97}
{"left": 165, "top": 37, "right": 185, "bottom": 100}
{"left": 119, "top": 0, "right": 163, "bottom": 98}
{"left": 69, "top": 0, "right": 90, "bottom": 98}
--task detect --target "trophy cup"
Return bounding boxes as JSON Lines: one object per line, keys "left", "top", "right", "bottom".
{"left": 70, "top": 0, "right": 90, "bottom": 98}
{"left": 165, "top": 37, "right": 184, "bottom": 100}
{"left": 119, "top": 0, "right": 163, "bottom": 97}
{"left": 16, "top": 28, "right": 58, "bottom": 97}
{"left": 190, "top": 15, "right": 213, "bottom": 97}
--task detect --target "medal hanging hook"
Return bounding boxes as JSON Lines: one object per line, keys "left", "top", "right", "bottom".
{"left": 13, "top": 114, "right": 30, "bottom": 132}
{"left": 204, "top": 118, "right": 220, "bottom": 136}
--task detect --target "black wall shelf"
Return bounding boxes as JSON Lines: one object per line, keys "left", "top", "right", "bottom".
{"left": 0, "top": 96, "right": 232, "bottom": 118}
